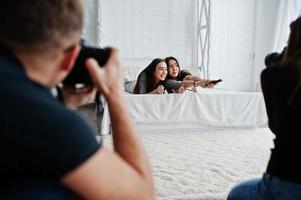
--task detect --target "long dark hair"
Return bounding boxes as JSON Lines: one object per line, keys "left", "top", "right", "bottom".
{"left": 165, "top": 56, "right": 181, "bottom": 80}
{"left": 133, "top": 58, "right": 166, "bottom": 94}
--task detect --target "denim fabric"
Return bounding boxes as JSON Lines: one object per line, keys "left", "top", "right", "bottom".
{"left": 228, "top": 173, "right": 301, "bottom": 200}
{"left": 1, "top": 180, "right": 82, "bottom": 200}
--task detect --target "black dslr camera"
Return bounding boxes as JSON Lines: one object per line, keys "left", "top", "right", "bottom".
{"left": 63, "top": 41, "right": 112, "bottom": 87}
{"left": 264, "top": 52, "right": 282, "bottom": 68}
{"left": 264, "top": 47, "right": 286, "bottom": 68}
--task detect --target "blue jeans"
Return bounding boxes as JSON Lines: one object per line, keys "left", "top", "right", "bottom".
{"left": 228, "top": 173, "right": 301, "bottom": 200}
{"left": 1, "top": 179, "right": 82, "bottom": 200}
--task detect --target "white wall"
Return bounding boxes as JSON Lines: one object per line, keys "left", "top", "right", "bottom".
{"left": 209, "top": 0, "right": 255, "bottom": 91}
{"left": 83, "top": 0, "right": 197, "bottom": 73}
{"left": 82, "top": 0, "right": 98, "bottom": 45}
{"left": 100, "top": 0, "right": 196, "bottom": 71}
{"left": 209, "top": 0, "right": 280, "bottom": 91}
{"left": 82, "top": 0, "right": 281, "bottom": 91}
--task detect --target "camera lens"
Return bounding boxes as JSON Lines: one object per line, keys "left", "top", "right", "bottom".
{"left": 63, "top": 45, "right": 111, "bottom": 87}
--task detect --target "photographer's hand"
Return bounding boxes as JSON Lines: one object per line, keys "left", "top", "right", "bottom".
{"left": 82, "top": 49, "right": 155, "bottom": 199}
{"left": 62, "top": 86, "right": 97, "bottom": 110}
{"left": 85, "top": 49, "right": 123, "bottom": 100}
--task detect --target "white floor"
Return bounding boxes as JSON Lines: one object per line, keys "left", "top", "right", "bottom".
{"left": 103, "top": 128, "right": 274, "bottom": 200}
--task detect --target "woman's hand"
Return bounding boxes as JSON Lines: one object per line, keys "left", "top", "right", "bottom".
{"left": 195, "top": 79, "right": 213, "bottom": 88}
{"left": 172, "top": 86, "right": 186, "bottom": 94}
{"left": 157, "top": 85, "right": 165, "bottom": 94}
{"left": 206, "top": 83, "right": 215, "bottom": 88}
{"left": 178, "top": 86, "right": 186, "bottom": 93}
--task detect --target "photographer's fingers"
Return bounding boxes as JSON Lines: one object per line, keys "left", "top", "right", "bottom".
{"left": 85, "top": 49, "right": 123, "bottom": 98}
{"left": 104, "top": 49, "right": 121, "bottom": 69}
{"left": 85, "top": 58, "right": 105, "bottom": 93}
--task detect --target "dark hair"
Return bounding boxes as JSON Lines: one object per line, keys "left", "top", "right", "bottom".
{"left": 165, "top": 56, "right": 181, "bottom": 80}
{"left": 134, "top": 58, "right": 166, "bottom": 94}
{"left": 0, "top": 0, "right": 83, "bottom": 53}
{"left": 283, "top": 16, "right": 301, "bottom": 63}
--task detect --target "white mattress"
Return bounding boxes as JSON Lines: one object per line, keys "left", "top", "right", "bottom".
{"left": 100, "top": 88, "right": 268, "bottom": 135}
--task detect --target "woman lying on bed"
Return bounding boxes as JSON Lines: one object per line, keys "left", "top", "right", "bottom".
{"left": 133, "top": 58, "right": 167, "bottom": 94}
{"left": 165, "top": 56, "right": 215, "bottom": 93}
{"left": 133, "top": 58, "right": 210, "bottom": 94}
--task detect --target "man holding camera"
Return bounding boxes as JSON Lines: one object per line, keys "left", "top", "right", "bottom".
{"left": 0, "top": 1, "right": 154, "bottom": 199}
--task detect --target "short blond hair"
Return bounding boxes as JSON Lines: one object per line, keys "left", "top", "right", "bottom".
{"left": 0, "top": 0, "right": 83, "bottom": 53}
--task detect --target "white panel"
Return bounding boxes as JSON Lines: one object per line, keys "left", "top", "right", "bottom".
{"left": 197, "top": 0, "right": 210, "bottom": 78}
{"left": 100, "top": 0, "right": 195, "bottom": 71}
{"left": 253, "top": 0, "right": 280, "bottom": 91}
{"left": 82, "top": 0, "right": 98, "bottom": 45}
{"left": 210, "top": 0, "right": 256, "bottom": 91}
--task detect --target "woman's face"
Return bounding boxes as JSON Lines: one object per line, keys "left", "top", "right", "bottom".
{"left": 168, "top": 59, "right": 179, "bottom": 78}
{"left": 153, "top": 62, "right": 167, "bottom": 82}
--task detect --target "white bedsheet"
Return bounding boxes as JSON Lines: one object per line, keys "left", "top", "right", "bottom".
{"left": 100, "top": 88, "right": 268, "bottom": 135}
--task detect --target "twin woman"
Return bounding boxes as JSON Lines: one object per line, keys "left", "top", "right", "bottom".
{"left": 134, "top": 56, "right": 215, "bottom": 94}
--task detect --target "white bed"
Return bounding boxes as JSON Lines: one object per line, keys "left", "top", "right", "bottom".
{"left": 100, "top": 88, "right": 268, "bottom": 135}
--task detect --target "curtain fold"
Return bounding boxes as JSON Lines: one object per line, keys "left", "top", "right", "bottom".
{"left": 271, "top": 0, "right": 301, "bottom": 52}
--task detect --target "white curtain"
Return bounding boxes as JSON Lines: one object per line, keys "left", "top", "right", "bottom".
{"left": 252, "top": 0, "right": 301, "bottom": 92}
{"left": 271, "top": 0, "right": 301, "bottom": 52}
{"left": 209, "top": 0, "right": 256, "bottom": 91}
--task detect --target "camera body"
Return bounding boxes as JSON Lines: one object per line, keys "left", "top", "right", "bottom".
{"left": 63, "top": 43, "right": 111, "bottom": 87}
{"left": 265, "top": 47, "right": 286, "bottom": 68}
{"left": 265, "top": 52, "right": 282, "bottom": 68}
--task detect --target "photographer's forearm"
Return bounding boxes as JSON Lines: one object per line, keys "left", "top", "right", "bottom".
{"left": 106, "top": 94, "right": 153, "bottom": 181}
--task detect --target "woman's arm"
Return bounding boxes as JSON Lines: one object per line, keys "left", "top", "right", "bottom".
{"left": 184, "top": 75, "right": 214, "bottom": 88}
{"left": 165, "top": 79, "right": 209, "bottom": 93}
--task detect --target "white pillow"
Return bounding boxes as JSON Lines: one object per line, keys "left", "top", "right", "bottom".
{"left": 123, "top": 66, "right": 143, "bottom": 81}
{"left": 124, "top": 79, "right": 137, "bottom": 94}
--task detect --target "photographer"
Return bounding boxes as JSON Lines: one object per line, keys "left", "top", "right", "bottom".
{"left": 0, "top": 1, "right": 154, "bottom": 199}
{"left": 228, "top": 16, "right": 301, "bottom": 200}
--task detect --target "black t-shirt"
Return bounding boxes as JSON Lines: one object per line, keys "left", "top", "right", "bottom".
{"left": 0, "top": 53, "right": 101, "bottom": 198}
{"left": 261, "top": 63, "right": 301, "bottom": 184}
{"left": 165, "top": 70, "right": 192, "bottom": 93}
{"left": 177, "top": 70, "right": 192, "bottom": 81}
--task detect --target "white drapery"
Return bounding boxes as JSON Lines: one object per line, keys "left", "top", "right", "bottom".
{"left": 251, "top": 0, "right": 301, "bottom": 92}
{"left": 271, "top": 0, "right": 301, "bottom": 52}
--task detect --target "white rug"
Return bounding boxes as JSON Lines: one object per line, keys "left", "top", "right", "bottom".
{"left": 103, "top": 128, "right": 274, "bottom": 200}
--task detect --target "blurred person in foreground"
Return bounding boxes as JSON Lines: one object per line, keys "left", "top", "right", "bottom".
{"left": 228, "top": 16, "right": 301, "bottom": 200}
{"left": 0, "top": 0, "right": 155, "bottom": 199}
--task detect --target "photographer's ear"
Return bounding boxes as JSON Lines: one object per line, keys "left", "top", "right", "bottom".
{"left": 61, "top": 44, "right": 80, "bottom": 73}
